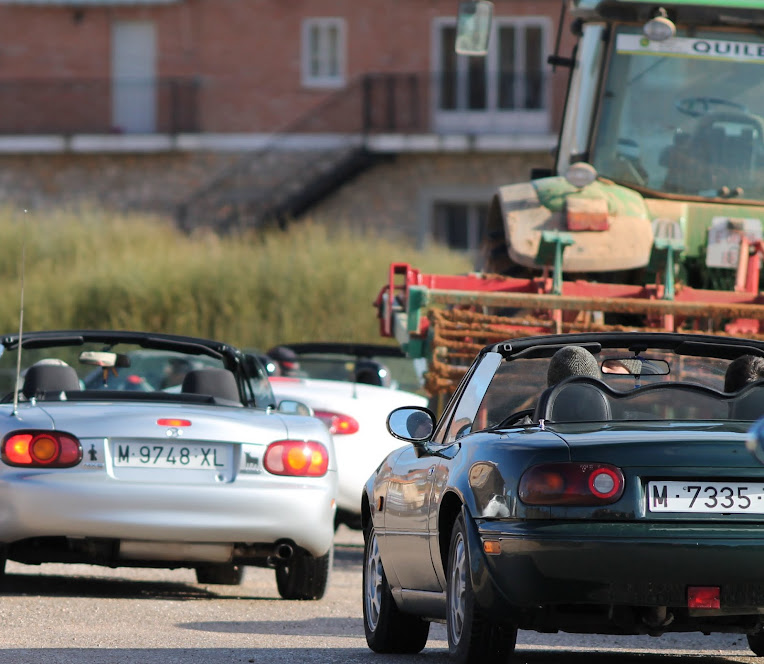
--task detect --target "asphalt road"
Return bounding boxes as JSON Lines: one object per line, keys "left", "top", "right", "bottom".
{"left": 0, "top": 526, "right": 760, "bottom": 664}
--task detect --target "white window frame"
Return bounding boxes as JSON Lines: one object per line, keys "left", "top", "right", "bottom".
{"left": 431, "top": 15, "right": 551, "bottom": 134}
{"left": 301, "top": 17, "right": 347, "bottom": 89}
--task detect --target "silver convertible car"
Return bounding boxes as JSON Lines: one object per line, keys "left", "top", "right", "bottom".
{"left": 0, "top": 330, "right": 337, "bottom": 600}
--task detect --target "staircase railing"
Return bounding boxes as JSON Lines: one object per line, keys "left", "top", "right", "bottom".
{"left": 177, "top": 72, "right": 432, "bottom": 231}
{"left": 175, "top": 69, "right": 559, "bottom": 232}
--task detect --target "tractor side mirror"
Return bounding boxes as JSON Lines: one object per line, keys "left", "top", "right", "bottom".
{"left": 455, "top": 1, "right": 493, "bottom": 56}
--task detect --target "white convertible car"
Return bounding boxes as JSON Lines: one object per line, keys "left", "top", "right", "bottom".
{"left": 267, "top": 343, "right": 429, "bottom": 528}
{"left": 0, "top": 330, "right": 337, "bottom": 599}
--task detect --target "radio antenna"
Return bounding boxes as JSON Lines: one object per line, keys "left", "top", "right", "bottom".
{"left": 12, "top": 209, "right": 27, "bottom": 416}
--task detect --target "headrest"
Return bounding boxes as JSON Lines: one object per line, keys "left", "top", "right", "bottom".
{"left": 23, "top": 364, "right": 81, "bottom": 400}
{"left": 730, "top": 380, "right": 764, "bottom": 420}
{"left": 355, "top": 360, "right": 391, "bottom": 387}
{"left": 535, "top": 376, "right": 612, "bottom": 423}
{"left": 181, "top": 368, "right": 240, "bottom": 403}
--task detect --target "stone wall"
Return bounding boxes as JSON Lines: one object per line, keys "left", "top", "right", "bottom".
{"left": 0, "top": 150, "right": 553, "bottom": 242}
{"left": 308, "top": 152, "right": 554, "bottom": 241}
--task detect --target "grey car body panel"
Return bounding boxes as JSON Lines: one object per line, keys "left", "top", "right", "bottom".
{"left": 0, "top": 330, "right": 338, "bottom": 566}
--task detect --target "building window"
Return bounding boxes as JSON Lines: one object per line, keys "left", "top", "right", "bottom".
{"left": 432, "top": 16, "right": 550, "bottom": 133}
{"left": 302, "top": 18, "right": 346, "bottom": 88}
{"left": 432, "top": 201, "right": 489, "bottom": 252}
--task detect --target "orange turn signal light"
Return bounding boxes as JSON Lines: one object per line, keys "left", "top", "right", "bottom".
{"left": 483, "top": 540, "right": 501, "bottom": 555}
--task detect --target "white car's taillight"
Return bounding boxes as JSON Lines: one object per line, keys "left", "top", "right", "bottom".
{"left": 313, "top": 410, "right": 359, "bottom": 435}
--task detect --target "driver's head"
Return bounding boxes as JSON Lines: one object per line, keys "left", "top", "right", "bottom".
{"left": 547, "top": 346, "right": 600, "bottom": 387}
{"left": 725, "top": 354, "right": 764, "bottom": 392}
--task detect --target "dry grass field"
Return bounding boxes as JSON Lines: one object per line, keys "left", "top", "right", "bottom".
{"left": 0, "top": 205, "right": 472, "bottom": 350}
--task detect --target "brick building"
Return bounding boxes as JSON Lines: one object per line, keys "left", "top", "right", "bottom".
{"left": 0, "top": 0, "right": 572, "bottom": 254}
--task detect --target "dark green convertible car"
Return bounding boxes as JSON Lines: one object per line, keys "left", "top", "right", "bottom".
{"left": 362, "top": 332, "right": 764, "bottom": 663}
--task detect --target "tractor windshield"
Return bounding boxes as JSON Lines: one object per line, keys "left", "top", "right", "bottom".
{"left": 590, "top": 26, "right": 764, "bottom": 204}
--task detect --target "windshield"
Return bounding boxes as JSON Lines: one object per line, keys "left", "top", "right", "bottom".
{"left": 0, "top": 341, "right": 268, "bottom": 407}
{"left": 590, "top": 26, "right": 764, "bottom": 203}
{"left": 474, "top": 349, "right": 733, "bottom": 429}
{"left": 280, "top": 350, "right": 426, "bottom": 395}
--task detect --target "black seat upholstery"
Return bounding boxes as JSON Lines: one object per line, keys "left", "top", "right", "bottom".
{"left": 181, "top": 368, "right": 240, "bottom": 403}
{"left": 535, "top": 376, "right": 612, "bottom": 423}
{"left": 729, "top": 381, "right": 764, "bottom": 420}
{"left": 22, "top": 364, "right": 81, "bottom": 400}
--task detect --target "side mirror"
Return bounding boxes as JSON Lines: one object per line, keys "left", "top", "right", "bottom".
{"left": 387, "top": 406, "right": 436, "bottom": 443}
{"left": 455, "top": 1, "right": 493, "bottom": 56}
{"left": 277, "top": 399, "right": 313, "bottom": 417}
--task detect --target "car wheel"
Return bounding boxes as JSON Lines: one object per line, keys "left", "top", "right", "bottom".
{"left": 447, "top": 512, "right": 517, "bottom": 663}
{"left": 363, "top": 523, "right": 429, "bottom": 653}
{"left": 748, "top": 632, "right": 764, "bottom": 656}
{"left": 195, "top": 563, "right": 244, "bottom": 585}
{"left": 275, "top": 546, "right": 332, "bottom": 600}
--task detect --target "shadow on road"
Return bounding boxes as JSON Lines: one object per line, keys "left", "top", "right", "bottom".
{"left": 181, "top": 616, "right": 365, "bottom": 636}
{"left": 0, "top": 541, "right": 362, "bottom": 601}
{"left": 0, "top": 571, "right": 288, "bottom": 601}
{"left": 0, "top": 572, "right": 215, "bottom": 600}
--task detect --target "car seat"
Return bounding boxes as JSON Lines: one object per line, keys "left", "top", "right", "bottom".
{"left": 729, "top": 380, "right": 764, "bottom": 420}
{"left": 22, "top": 364, "right": 81, "bottom": 400}
{"left": 181, "top": 368, "right": 241, "bottom": 403}
{"left": 535, "top": 376, "right": 612, "bottom": 423}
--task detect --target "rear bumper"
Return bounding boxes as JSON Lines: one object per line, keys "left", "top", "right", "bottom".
{"left": 470, "top": 519, "right": 764, "bottom": 614}
{"left": 0, "top": 470, "right": 337, "bottom": 559}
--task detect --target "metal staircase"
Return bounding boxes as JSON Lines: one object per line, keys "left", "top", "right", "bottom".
{"left": 176, "top": 73, "right": 424, "bottom": 233}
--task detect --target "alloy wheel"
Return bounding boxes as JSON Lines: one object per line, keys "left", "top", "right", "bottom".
{"left": 448, "top": 532, "right": 467, "bottom": 645}
{"left": 365, "top": 531, "right": 383, "bottom": 631}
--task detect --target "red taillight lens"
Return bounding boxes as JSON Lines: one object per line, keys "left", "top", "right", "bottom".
{"left": 688, "top": 586, "right": 720, "bottom": 609}
{"left": 2, "top": 431, "right": 82, "bottom": 468}
{"left": 263, "top": 440, "right": 329, "bottom": 477}
{"left": 157, "top": 418, "right": 192, "bottom": 427}
{"left": 313, "top": 410, "right": 359, "bottom": 435}
{"left": 519, "top": 462, "right": 625, "bottom": 506}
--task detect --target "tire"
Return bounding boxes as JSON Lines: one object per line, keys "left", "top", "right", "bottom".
{"left": 447, "top": 512, "right": 517, "bottom": 664}
{"left": 195, "top": 563, "right": 244, "bottom": 585}
{"left": 748, "top": 632, "right": 764, "bottom": 656}
{"left": 335, "top": 509, "right": 363, "bottom": 531}
{"left": 275, "top": 546, "right": 332, "bottom": 600}
{"left": 362, "top": 523, "right": 429, "bottom": 653}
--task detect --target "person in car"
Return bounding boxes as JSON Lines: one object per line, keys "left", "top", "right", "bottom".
{"left": 547, "top": 345, "right": 601, "bottom": 387}
{"left": 513, "top": 346, "right": 603, "bottom": 426}
{"left": 267, "top": 346, "right": 306, "bottom": 378}
{"left": 725, "top": 354, "right": 764, "bottom": 392}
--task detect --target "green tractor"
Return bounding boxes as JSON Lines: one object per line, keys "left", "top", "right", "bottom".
{"left": 460, "top": 0, "right": 764, "bottom": 293}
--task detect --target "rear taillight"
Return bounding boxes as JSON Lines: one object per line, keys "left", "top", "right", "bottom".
{"left": 2, "top": 431, "right": 83, "bottom": 468}
{"left": 263, "top": 440, "right": 329, "bottom": 477}
{"left": 519, "top": 462, "right": 625, "bottom": 506}
{"left": 313, "top": 410, "right": 359, "bottom": 435}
